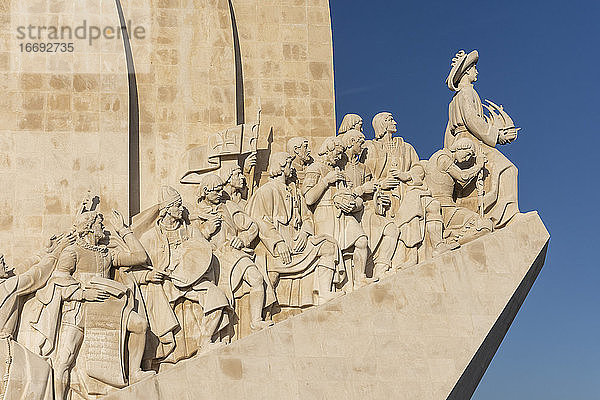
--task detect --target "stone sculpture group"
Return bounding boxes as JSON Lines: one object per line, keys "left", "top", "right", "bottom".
{"left": 0, "top": 50, "right": 522, "bottom": 399}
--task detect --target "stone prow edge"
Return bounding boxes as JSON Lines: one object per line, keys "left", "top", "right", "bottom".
{"left": 105, "top": 211, "right": 549, "bottom": 399}
{"left": 447, "top": 216, "right": 550, "bottom": 400}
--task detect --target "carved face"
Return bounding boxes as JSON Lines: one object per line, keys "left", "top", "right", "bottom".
{"left": 351, "top": 136, "right": 365, "bottom": 156}
{"left": 454, "top": 149, "right": 475, "bottom": 164}
{"left": 229, "top": 167, "right": 246, "bottom": 190}
{"left": 465, "top": 66, "right": 478, "bottom": 83}
{"left": 296, "top": 141, "right": 311, "bottom": 163}
{"left": 384, "top": 114, "right": 397, "bottom": 135}
{"left": 205, "top": 184, "right": 224, "bottom": 205}
{"left": 167, "top": 201, "right": 184, "bottom": 220}
{"left": 325, "top": 142, "right": 343, "bottom": 165}
{"left": 91, "top": 215, "right": 106, "bottom": 242}
{"left": 354, "top": 120, "right": 363, "bottom": 132}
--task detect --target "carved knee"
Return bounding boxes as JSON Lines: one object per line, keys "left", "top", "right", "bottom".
{"left": 382, "top": 223, "right": 399, "bottom": 239}
{"left": 426, "top": 199, "right": 441, "bottom": 216}
{"left": 127, "top": 312, "right": 148, "bottom": 334}
{"left": 354, "top": 236, "right": 368, "bottom": 251}
{"left": 244, "top": 265, "right": 264, "bottom": 288}
{"left": 320, "top": 240, "right": 337, "bottom": 257}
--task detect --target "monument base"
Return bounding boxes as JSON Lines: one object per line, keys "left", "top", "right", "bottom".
{"left": 103, "top": 211, "right": 549, "bottom": 400}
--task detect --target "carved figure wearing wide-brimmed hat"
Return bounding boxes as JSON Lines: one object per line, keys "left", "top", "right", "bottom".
{"left": 444, "top": 49, "right": 521, "bottom": 228}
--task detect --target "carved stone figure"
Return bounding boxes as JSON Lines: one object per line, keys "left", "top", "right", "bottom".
{"left": 194, "top": 175, "right": 275, "bottom": 332}
{"left": 0, "top": 236, "right": 71, "bottom": 400}
{"left": 445, "top": 50, "right": 520, "bottom": 228}
{"left": 247, "top": 152, "right": 343, "bottom": 308}
{"left": 286, "top": 137, "right": 313, "bottom": 187}
{"left": 364, "top": 112, "right": 456, "bottom": 269}
{"left": 303, "top": 137, "right": 372, "bottom": 288}
{"left": 423, "top": 138, "right": 493, "bottom": 244}
{"left": 340, "top": 130, "right": 400, "bottom": 281}
{"left": 37, "top": 206, "right": 155, "bottom": 399}
{"left": 219, "top": 163, "right": 249, "bottom": 208}
{"left": 132, "top": 186, "right": 231, "bottom": 367}
{"left": 338, "top": 113, "right": 363, "bottom": 135}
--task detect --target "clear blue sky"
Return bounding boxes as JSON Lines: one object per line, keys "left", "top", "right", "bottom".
{"left": 330, "top": 1, "right": 599, "bottom": 398}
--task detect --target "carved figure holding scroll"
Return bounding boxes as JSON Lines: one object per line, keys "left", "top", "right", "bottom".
{"left": 445, "top": 49, "right": 520, "bottom": 228}
{"left": 47, "top": 204, "right": 154, "bottom": 399}
{"left": 247, "top": 152, "right": 342, "bottom": 308}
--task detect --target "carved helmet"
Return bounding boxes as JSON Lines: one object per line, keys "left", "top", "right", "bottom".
{"left": 159, "top": 186, "right": 182, "bottom": 210}
{"left": 446, "top": 50, "right": 479, "bottom": 92}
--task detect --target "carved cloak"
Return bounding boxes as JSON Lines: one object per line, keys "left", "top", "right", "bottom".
{"left": 0, "top": 255, "right": 56, "bottom": 400}
{"left": 363, "top": 137, "right": 432, "bottom": 248}
{"left": 247, "top": 179, "right": 342, "bottom": 307}
{"left": 444, "top": 84, "right": 519, "bottom": 228}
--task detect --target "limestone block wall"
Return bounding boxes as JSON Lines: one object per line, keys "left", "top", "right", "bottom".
{"left": 1, "top": 0, "right": 129, "bottom": 265}
{"left": 125, "top": 0, "right": 337, "bottom": 208}
{"left": 0, "top": 0, "right": 336, "bottom": 263}
{"left": 124, "top": 0, "right": 238, "bottom": 211}
{"left": 104, "top": 212, "right": 549, "bottom": 400}
{"left": 231, "top": 0, "right": 336, "bottom": 149}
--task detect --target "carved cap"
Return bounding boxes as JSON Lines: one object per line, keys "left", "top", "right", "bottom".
{"left": 446, "top": 50, "right": 479, "bottom": 92}
{"left": 159, "top": 186, "right": 182, "bottom": 210}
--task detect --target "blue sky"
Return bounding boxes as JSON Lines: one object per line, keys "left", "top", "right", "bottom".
{"left": 330, "top": 1, "right": 599, "bottom": 398}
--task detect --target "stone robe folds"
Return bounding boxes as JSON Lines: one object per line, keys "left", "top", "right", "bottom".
{"left": 341, "top": 155, "right": 392, "bottom": 252}
{"left": 364, "top": 137, "right": 433, "bottom": 248}
{"left": 303, "top": 161, "right": 366, "bottom": 251}
{"left": 247, "top": 180, "right": 342, "bottom": 308}
{"left": 195, "top": 200, "right": 276, "bottom": 308}
{"left": 32, "top": 241, "right": 147, "bottom": 392}
{"left": 445, "top": 84, "right": 519, "bottom": 228}
{"left": 134, "top": 210, "right": 230, "bottom": 364}
{"left": 0, "top": 254, "right": 56, "bottom": 400}
{"left": 424, "top": 149, "right": 491, "bottom": 242}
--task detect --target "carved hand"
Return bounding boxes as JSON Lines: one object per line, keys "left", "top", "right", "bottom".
{"left": 275, "top": 241, "right": 292, "bottom": 265}
{"left": 110, "top": 209, "right": 127, "bottom": 231}
{"left": 380, "top": 176, "right": 400, "bottom": 190}
{"left": 47, "top": 232, "right": 76, "bottom": 254}
{"left": 360, "top": 181, "right": 376, "bottom": 195}
{"left": 204, "top": 215, "right": 222, "bottom": 235}
{"left": 324, "top": 170, "right": 345, "bottom": 185}
{"left": 243, "top": 152, "right": 257, "bottom": 174}
{"left": 293, "top": 231, "right": 309, "bottom": 254}
{"left": 83, "top": 288, "right": 110, "bottom": 302}
{"left": 230, "top": 236, "right": 244, "bottom": 250}
{"left": 390, "top": 169, "right": 411, "bottom": 182}
{"left": 337, "top": 199, "right": 356, "bottom": 214}
{"left": 147, "top": 270, "right": 166, "bottom": 283}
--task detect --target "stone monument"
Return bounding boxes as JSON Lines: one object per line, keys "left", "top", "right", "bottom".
{"left": 0, "top": 1, "right": 547, "bottom": 399}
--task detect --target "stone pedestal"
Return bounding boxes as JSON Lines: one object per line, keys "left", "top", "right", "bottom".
{"left": 103, "top": 211, "right": 549, "bottom": 400}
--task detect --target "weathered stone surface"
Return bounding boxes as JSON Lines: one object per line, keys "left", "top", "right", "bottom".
{"left": 103, "top": 211, "right": 548, "bottom": 400}
{"left": 1, "top": 0, "right": 336, "bottom": 265}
